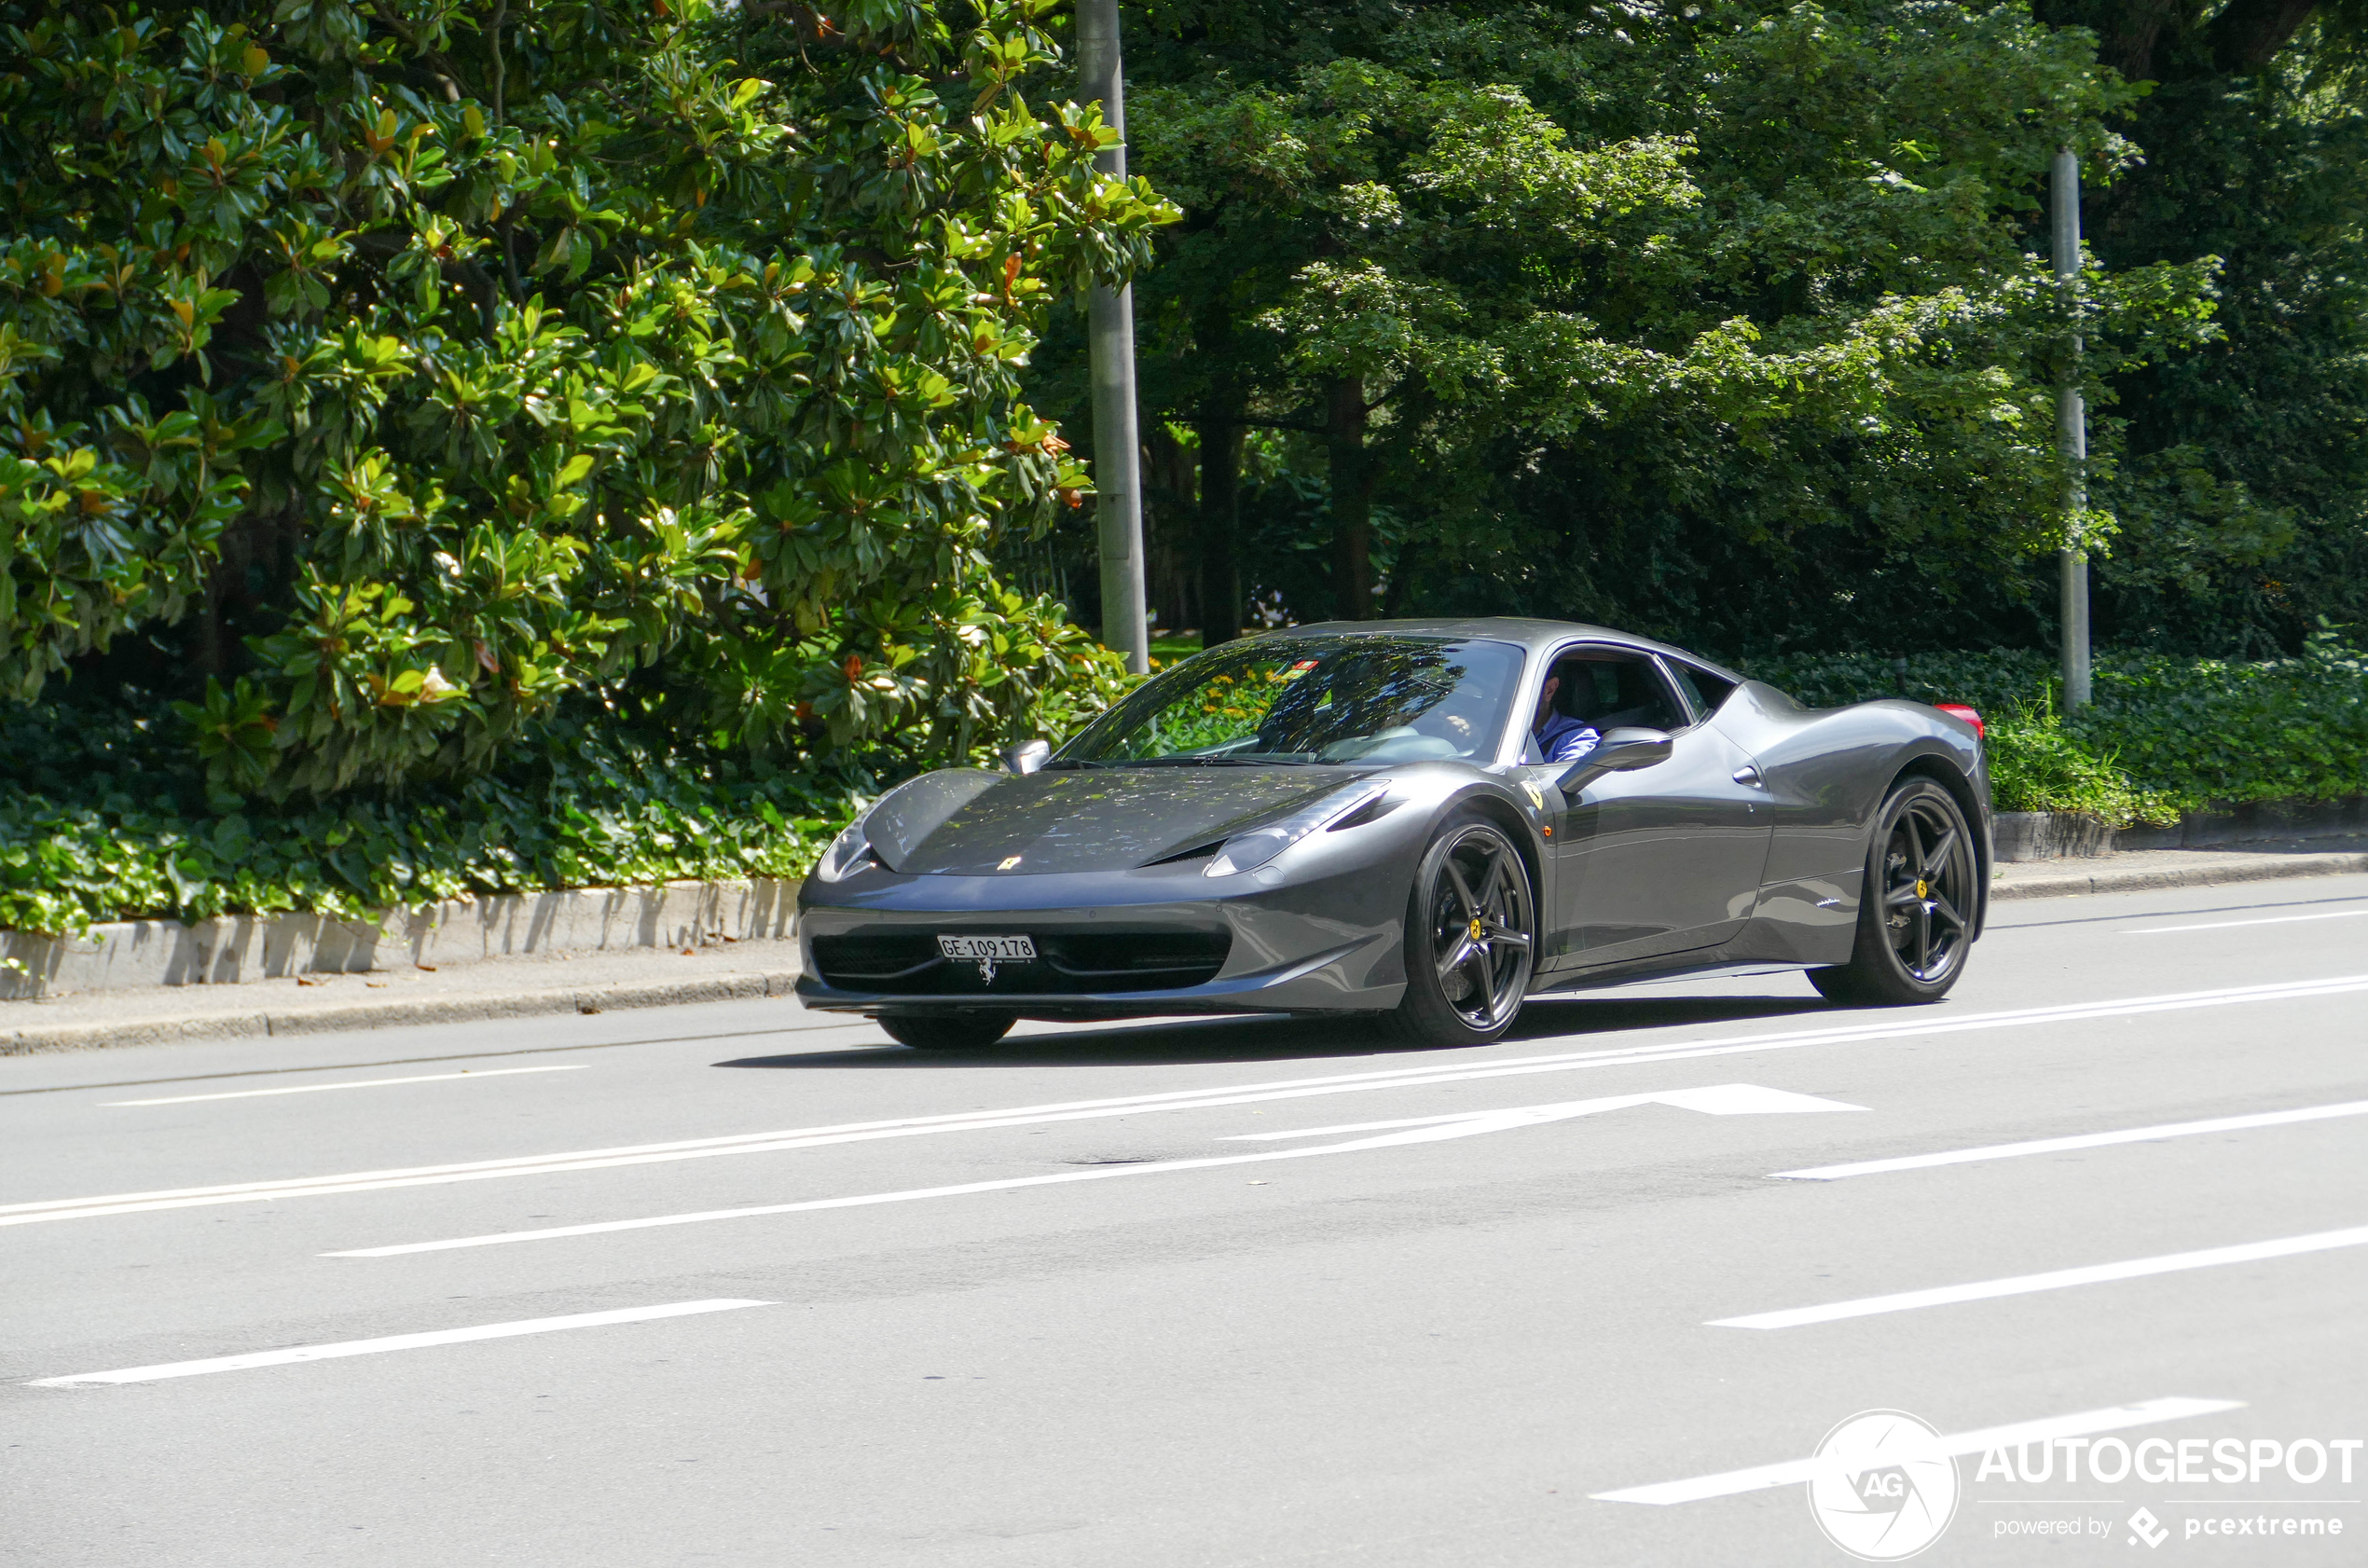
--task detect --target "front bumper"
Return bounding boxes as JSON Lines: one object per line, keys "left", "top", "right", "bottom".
{"left": 795, "top": 860, "right": 1409, "bottom": 1019}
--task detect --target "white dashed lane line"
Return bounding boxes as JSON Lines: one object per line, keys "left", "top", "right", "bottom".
{"left": 1769, "top": 1097, "right": 2368, "bottom": 1181}
{"left": 103, "top": 1064, "right": 589, "bottom": 1107}
{"left": 25, "top": 1300, "right": 772, "bottom": 1387}
{"left": 1590, "top": 1397, "right": 2243, "bottom": 1505}
{"left": 2120, "top": 908, "right": 2368, "bottom": 935}
{"left": 1709, "top": 1224, "right": 2368, "bottom": 1330}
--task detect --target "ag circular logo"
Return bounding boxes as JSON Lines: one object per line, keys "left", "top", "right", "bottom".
{"left": 1807, "top": 1410, "right": 1960, "bottom": 1561}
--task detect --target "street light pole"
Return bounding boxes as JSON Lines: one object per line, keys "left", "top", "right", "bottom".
{"left": 1078, "top": 0, "right": 1149, "bottom": 677}
{"left": 2052, "top": 146, "right": 2092, "bottom": 710}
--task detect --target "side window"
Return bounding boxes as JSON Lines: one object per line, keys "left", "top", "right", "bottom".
{"left": 1664, "top": 660, "right": 1738, "bottom": 722}
{"left": 1547, "top": 651, "right": 1687, "bottom": 733}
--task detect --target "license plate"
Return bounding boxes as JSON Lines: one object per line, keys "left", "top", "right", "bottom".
{"left": 936, "top": 933, "right": 1037, "bottom": 962}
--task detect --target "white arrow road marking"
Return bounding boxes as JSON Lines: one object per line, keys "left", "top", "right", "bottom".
{"left": 1591, "top": 1397, "right": 2244, "bottom": 1505}
{"left": 25, "top": 1300, "right": 772, "bottom": 1388}
{"left": 1225, "top": 1083, "right": 1865, "bottom": 1141}
{"left": 13, "top": 973, "right": 2366, "bottom": 1230}
{"left": 1771, "top": 1096, "right": 2368, "bottom": 1181}
{"left": 1711, "top": 1222, "right": 2368, "bottom": 1330}
{"left": 325, "top": 1084, "right": 1860, "bottom": 1258}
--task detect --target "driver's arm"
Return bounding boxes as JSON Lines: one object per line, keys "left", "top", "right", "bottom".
{"left": 1538, "top": 713, "right": 1602, "bottom": 763}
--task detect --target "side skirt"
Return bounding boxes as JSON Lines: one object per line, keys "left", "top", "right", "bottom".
{"left": 1522, "top": 948, "right": 1812, "bottom": 997}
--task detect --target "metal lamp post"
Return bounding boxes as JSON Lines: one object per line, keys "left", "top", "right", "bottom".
{"left": 2052, "top": 146, "right": 2092, "bottom": 710}
{"left": 1078, "top": 0, "right": 1150, "bottom": 676}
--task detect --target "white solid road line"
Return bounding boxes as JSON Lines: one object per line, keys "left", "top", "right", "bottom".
{"left": 1770, "top": 1096, "right": 2368, "bottom": 1181}
{"left": 103, "top": 1064, "right": 589, "bottom": 1107}
{"left": 17, "top": 971, "right": 2368, "bottom": 1229}
{"left": 1226, "top": 1083, "right": 1864, "bottom": 1141}
{"left": 2122, "top": 908, "right": 2368, "bottom": 935}
{"left": 327, "top": 1084, "right": 1861, "bottom": 1257}
{"left": 1591, "top": 1396, "right": 2244, "bottom": 1505}
{"left": 25, "top": 1300, "right": 771, "bottom": 1388}
{"left": 1711, "top": 1222, "right": 2368, "bottom": 1330}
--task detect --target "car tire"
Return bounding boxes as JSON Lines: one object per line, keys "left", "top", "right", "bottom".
{"left": 1809, "top": 776, "right": 1978, "bottom": 1007}
{"left": 878, "top": 1011, "right": 1016, "bottom": 1050}
{"left": 1387, "top": 812, "right": 1537, "bottom": 1048}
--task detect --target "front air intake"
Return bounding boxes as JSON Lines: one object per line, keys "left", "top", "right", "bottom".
{"left": 812, "top": 929, "right": 1231, "bottom": 995}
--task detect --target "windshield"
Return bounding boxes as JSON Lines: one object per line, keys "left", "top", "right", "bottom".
{"left": 1056, "top": 635, "right": 1524, "bottom": 767}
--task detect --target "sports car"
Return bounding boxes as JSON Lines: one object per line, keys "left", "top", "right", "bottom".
{"left": 795, "top": 618, "right": 1992, "bottom": 1049}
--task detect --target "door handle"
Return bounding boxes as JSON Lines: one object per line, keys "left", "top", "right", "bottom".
{"left": 1731, "top": 764, "right": 1764, "bottom": 788}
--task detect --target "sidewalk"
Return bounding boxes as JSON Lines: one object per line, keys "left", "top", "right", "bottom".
{"left": 6, "top": 838, "right": 2365, "bottom": 1054}
{"left": 0, "top": 939, "right": 804, "bottom": 1055}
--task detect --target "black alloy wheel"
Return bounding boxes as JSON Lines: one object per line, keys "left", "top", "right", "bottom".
{"left": 878, "top": 1011, "right": 1017, "bottom": 1050}
{"left": 1391, "top": 814, "right": 1536, "bottom": 1046}
{"left": 1810, "top": 777, "right": 1978, "bottom": 1006}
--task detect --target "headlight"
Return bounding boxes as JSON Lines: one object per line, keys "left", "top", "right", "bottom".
{"left": 1205, "top": 782, "right": 1393, "bottom": 877}
{"left": 813, "top": 816, "right": 876, "bottom": 882}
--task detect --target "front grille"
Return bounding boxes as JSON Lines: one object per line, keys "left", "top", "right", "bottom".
{"left": 811, "top": 928, "right": 1231, "bottom": 996}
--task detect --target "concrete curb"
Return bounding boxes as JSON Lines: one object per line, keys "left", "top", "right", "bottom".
{"left": 0, "top": 878, "right": 798, "bottom": 1000}
{"left": 1994, "top": 796, "right": 2368, "bottom": 862}
{"left": 1991, "top": 852, "right": 2368, "bottom": 901}
{"left": 0, "top": 970, "right": 802, "bottom": 1056}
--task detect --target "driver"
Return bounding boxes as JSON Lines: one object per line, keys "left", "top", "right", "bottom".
{"left": 1534, "top": 669, "right": 1603, "bottom": 763}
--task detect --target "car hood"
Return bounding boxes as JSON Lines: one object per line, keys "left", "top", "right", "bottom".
{"left": 882, "top": 767, "right": 1350, "bottom": 875}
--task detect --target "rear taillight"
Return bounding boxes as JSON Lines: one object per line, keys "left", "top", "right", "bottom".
{"left": 1934, "top": 703, "right": 1984, "bottom": 740}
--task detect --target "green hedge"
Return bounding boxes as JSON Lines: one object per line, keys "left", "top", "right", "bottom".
{"left": 1740, "top": 629, "right": 2368, "bottom": 824}
{"left": 0, "top": 698, "right": 859, "bottom": 937}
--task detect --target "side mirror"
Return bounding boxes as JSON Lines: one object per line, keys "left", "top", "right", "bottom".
{"left": 1556, "top": 726, "right": 1673, "bottom": 793}
{"left": 1000, "top": 738, "right": 1052, "bottom": 776}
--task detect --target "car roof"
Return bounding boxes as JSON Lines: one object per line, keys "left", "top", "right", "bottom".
{"left": 1243, "top": 617, "right": 1744, "bottom": 682}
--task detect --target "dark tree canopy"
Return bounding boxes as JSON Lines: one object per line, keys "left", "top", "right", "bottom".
{"left": 1023, "top": 0, "right": 2363, "bottom": 662}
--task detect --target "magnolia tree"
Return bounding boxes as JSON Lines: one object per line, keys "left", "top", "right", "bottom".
{"left": 0, "top": 0, "right": 1174, "bottom": 795}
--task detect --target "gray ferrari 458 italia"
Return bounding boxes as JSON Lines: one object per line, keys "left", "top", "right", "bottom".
{"left": 796, "top": 618, "right": 1992, "bottom": 1050}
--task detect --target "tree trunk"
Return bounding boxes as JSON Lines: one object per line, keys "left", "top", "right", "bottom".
{"left": 1196, "top": 418, "right": 1244, "bottom": 646}
{"left": 2205, "top": 0, "right": 2320, "bottom": 73}
{"left": 195, "top": 563, "right": 228, "bottom": 683}
{"left": 1142, "top": 421, "right": 1197, "bottom": 637}
{"left": 1327, "top": 376, "right": 1372, "bottom": 620}
{"left": 2038, "top": 0, "right": 2323, "bottom": 79}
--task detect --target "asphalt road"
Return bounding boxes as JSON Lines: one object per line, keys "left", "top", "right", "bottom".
{"left": 7, "top": 875, "right": 2367, "bottom": 1567}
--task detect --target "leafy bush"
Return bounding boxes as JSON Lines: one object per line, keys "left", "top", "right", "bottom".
{"left": 1981, "top": 699, "right": 2181, "bottom": 827}
{"left": 0, "top": 0, "right": 1168, "bottom": 796}
{"left": 1741, "top": 630, "right": 2368, "bottom": 824}
{"left": 0, "top": 693, "right": 861, "bottom": 935}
